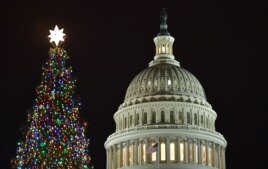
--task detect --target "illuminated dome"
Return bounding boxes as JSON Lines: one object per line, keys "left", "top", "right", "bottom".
{"left": 105, "top": 9, "right": 227, "bottom": 169}
{"left": 124, "top": 63, "right": 206, "bottom": 103}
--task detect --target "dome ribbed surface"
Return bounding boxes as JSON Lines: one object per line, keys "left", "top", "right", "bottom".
{"left": 124, "top": 63, "right": 206, "bottom": 102}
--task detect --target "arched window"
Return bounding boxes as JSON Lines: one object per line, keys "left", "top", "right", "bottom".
{"left": 161, "top": 142, "right": 166, "bottom": 161}
{"left": 170, "top": 111, "right": 174, "bottom": 123}
{"left": 168, "top": 79, "right": 171, "bottom": 86}
{"left": 162, "top": 44, "right": 165, "bottom": 53}
{"left": 124, "top": 117, "right": 127, "bottom": 129}
{"left": 194, "top": 114, "right": 198, "bottom": 125}
{"left": 143, "top": 112, "right": 147, "bottom": 125}
{"left": 201, "top": 115, "right": 204, "bottom": 126}
{"left": 206, "top": 117, "right": 209, "bottom": 128}
{"left": 187, "top": 112, "right": 191, "bottom": 124}
{"left": 180, "top": 141, "right": 184, "bottom": 162}
{"left": 170, "top": 142, "right": 175, "bottom": 161}
{"left": 130, "top": 115, "right": 132, "bottom": 127}
{"left": 151, "top": 111, "right": 156, "bottom": 124}
{"left": 136, "top": 114, "right": 140, "bottom": 125}
{"left": 161, "top": 111, "right": 165, "bottom": 123}
{"left": 178, "top": 111, "right": 183, "bottom": 124}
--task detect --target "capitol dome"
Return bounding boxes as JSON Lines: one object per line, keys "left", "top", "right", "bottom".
{"left": 105, "top": 9, "right": 226, "bottom": 169}
{"left": 124, "top": 63, "right": 206, "bottom": 103}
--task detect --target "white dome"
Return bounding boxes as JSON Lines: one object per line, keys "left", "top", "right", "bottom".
{"left": 124, "top": 62, "right": 206, "bottom": 103}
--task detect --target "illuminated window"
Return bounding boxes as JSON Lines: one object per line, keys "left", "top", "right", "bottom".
{"left": 142, "top": 143, "right": 146, "bottom": 163}
{"left": 123, "top": 146, "right": 127, "bottom": 166}
{"left": 189, "top": 142, "right": 193, "bottom": 162}
{"left": 168, "top": 79, "right": 171, "bottom": 85}
{"left": 180, "top": 142, "right": 184, "bottom": 161}
{"left": 160, "top": 143, "right": 166, "bottom": 161}
{"left": 152, "top": 143, "right": 157, "bottom": 162}
{"left": 162, "top": 44, "right": 165, "bottom": 53}
{"left": 195, "top": 143, "right": 198, "bottom": 163}
{"left": 202, "top": 145, "right": 206, "bottom": 164}
{"left": 148, "top": 80, "right": 151, "bottom": 86}
{"left": 170, "top": 142, "right": 175, "bottom": 161}
{"left": 129, "top": 145, "right": 133, "bottom": 165}
{"left": 208, "top": 146, "right": 212, "bottom": 166}
{"left": 138, "top": 143, "right": 141, "bottom": 164}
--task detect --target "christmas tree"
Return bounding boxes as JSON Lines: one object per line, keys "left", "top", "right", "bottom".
{"left": 12, "top": 26, "right": 93, "bottom": 169}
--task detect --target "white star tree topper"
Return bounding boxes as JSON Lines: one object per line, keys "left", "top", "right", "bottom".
{"left": 48, "top": 25, "right": 65, "bottom": 46}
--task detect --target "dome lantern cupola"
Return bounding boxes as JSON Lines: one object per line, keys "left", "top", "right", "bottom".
{"left": 153, "top": 8, "right": 176, "bottom": 62}
{"left": 151, "top": 8, "right": 179, "bottom": 67}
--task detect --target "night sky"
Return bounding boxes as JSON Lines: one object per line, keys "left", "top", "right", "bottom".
{"left": 1, "top": 1, "right": 267, "bottom": 169}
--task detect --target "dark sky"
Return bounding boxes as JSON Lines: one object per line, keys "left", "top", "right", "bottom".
{"left": 1, "top": 1, "right": 267, "bottom": 169}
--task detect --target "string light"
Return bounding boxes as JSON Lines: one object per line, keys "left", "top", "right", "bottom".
{"left": 12, "top": 46, "right": 93, "bottom": 168}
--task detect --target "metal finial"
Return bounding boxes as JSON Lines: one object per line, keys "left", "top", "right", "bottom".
{"left": 158, "top": 8, "right": 170, "bottom": 36}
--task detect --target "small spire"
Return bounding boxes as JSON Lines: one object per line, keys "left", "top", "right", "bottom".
{"left": 158, "top": 8, "right": 170, "bottom": 36}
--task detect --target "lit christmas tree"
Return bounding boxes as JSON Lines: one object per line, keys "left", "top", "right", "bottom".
{"left": 12, "top": 25, "right": 93, "bottom": 169}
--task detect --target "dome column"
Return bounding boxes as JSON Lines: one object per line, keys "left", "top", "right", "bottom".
{"left": 166, "top": 138, "right": 170, "bottom": 163}
{"left": 108, "top": 148, "right": 112, "bottom": 169}
{"left": 134, "top": 139, "right": 138, "bottom": 165}
{"left": 213, "top": 143, "right": 217, "bottom": 168}
{"left": 117, "top": 144, "right": 121, "bottom": 168}
{"left": 177, "top": 138, "right": 181, "bottom": 163}
{"left": 126, "top": 142, "right": 129, "bottom": 166}
{"left": 193, "top": 139, "right": 197, "bottom": 164}
{"left": 198, "top": 139, "right": 202, "bottom": 165}
{"left": 206, "top": 141, "right": 209, "bottom": 166}
{"left": 145, "top": 138, "right": 149, "bottom": 164}
{"left": 222, "top": 148, "right": 226, "bottom": 169}
{"left": 138, "top": 139, "right": 142, "bottom": 164}
{"left": 113, "top": 145, "right": 116, "bottom": 169}
{"left": 106, "top": 149, "right": 109, "bottom": 169}
{"left": 156, "top": 137, "right": 160, "bottom": 165}
{"left": 185, "top": 139, "right": 189, "bottom": 163}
